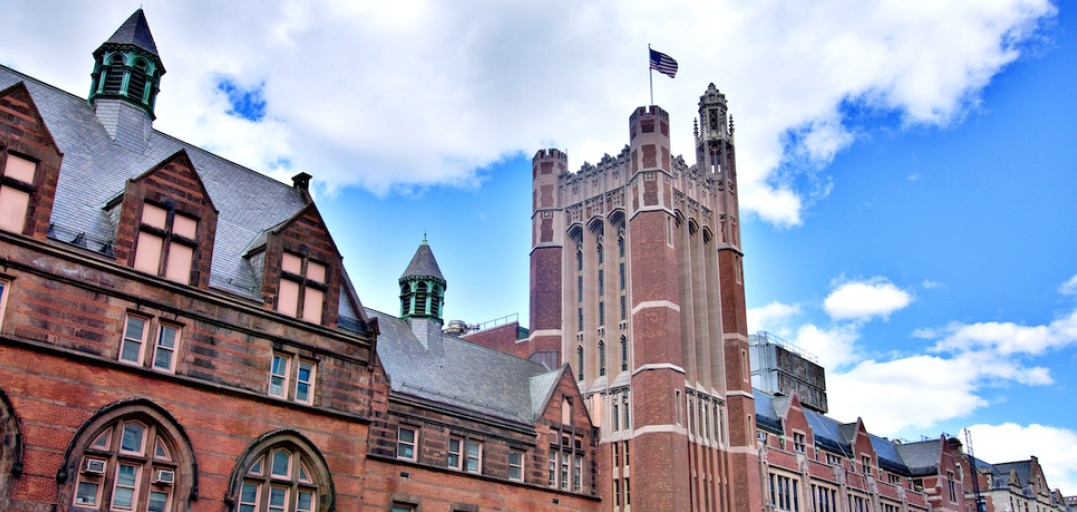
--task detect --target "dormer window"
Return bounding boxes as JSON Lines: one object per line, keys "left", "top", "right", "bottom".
{"left": 0, "top": 153, "right": 37, "bottom": 234}
{"left": 278, "top": 252, "right": 327, "bottom": 324}
{"left": 133, "top": 202, "right": 198, "bottom": 284}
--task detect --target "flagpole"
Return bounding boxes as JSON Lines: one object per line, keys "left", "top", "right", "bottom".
{"left": 648, "top": 44, "right": 654, "bottom": 106}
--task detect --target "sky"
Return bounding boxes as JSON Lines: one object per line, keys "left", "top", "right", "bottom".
{"left": 2, "top": 0, "right": 1076, "bottom": 493}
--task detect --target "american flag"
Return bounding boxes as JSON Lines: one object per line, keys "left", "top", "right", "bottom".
{"left": 649, "top": 49, "right": 678, "bottom": 78}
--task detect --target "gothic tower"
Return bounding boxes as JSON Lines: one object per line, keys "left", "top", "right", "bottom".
{"left": 88, "top": 9, "right": 164, "bottom": 152}
{"left": 526, "top": 85, "right": 757, "bottom": 512}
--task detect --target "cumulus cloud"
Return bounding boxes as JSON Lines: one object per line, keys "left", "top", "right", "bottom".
{"left": 966, "top": 423, "right": 1077, "bottom": 494}
{"left": 928, "top": 308, "right": 1077, "bottom": 356}
{"left": 793, "top": 323, "right": 861, "bottom": 370}
{"left": 0, "top": 0, "right": 1057, "bottom": 226}
{"left": 824, "top": 277, "right": 914, "bottom": 321}
{"left": 747, "top": 301, "right": 801, "bottom": 333}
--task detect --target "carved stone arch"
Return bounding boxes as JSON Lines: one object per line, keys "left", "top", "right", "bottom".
{"left": 586, "top": 216, "right": 604, "bottom": 236}
{"left": 566, "top": 224, "right": 583, "bottom": 244}
{"left": 687, "top": 218, "right": 700, "bottom": 236}
{"left": 607, "top": 209, "right": 625, "bottom": 229}
{"left": 225, "top": 429, "right": 336, "bottom": 512}
{"left": 673, "top": 209, "right": 686, "bottom": 227}
{"left": 57, "top": 398, "right": 198, "bottom": 511}
{"left": 701, "top": 226, "right": 714, "bottom": 244}
{"left": 0, "top": 385, "right": 24, "bottom": 497}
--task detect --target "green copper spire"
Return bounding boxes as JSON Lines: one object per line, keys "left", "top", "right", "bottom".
{"left": 89, "top": 9, "right": 165, "bottom": 119}
{"left": 399, "top": 237, "right": 446, "bottom": 323}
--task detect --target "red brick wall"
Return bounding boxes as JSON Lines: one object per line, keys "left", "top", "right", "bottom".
{"left": 0, "top": 83, "right": 63, "bottom": 242}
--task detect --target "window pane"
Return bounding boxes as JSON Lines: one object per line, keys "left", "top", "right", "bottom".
{"left": 269, "top": 487, "right": 288, "bottom": 512}
{"left": 154, "top": 326, "right": 177, "bottom": 370}
{"left": 148, "top": 491, "right": 168, "bottom": 512}
{"left": 277, "top": 279, "right": 300, "bottom": 317}
{"left": 307, "top": 261, "right": 327, "bottom": 283}
{"left": 247, "top": 457, "right": 263, "bottom": 476}
{"left": 270, "top": 355, "right": 288, "bottom": 397}
{"left": 298, "top": 490, "right": 315, "bottom": 512}
{"left": 172, "top": 213, "right": 198, "bottom": 239}
{"left": 133, "top": 231, "right": 164, "bottom": 273}
{"left": 282, "top": 253, "right": 302, "bottom": 274}
{"left": 303, "top": 287, "right": 324, "bottom": 324}
{"left": 155, "top": 438, "right": 171, "bottom": 460}
{"left": 141, "top": 203, "right": 167, "bottom": 229}
{"left": 4, "top": 154, "right": 37, "bottom": 183}
{"left": 271, "top": 450, "right": 290, "bottom": 477}
{"left": 121, "top": 423, "right": 145, "bottom": 453}
{"left": 113, "top": 464, "right": 138, "bottom": 508}
{"left": 240, "top": 482, "right": 259, "bottom": 503}
{"left": 75, "top": 481, "right": 99, "bottom": 505}
{"left": 0, "top": 186, "right": 30, "bottom": 234}
{"left": 164, "top": 242, "right": 194, "bottom": 284}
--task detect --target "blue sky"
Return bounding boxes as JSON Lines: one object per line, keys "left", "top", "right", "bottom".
{"left": 3, "top": 0, "right": 1075, "bottom": 492}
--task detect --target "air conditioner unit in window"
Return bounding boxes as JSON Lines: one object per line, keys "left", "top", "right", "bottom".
{"left": 153, "top": 469, "right": 175, "bottom": 484}
{"left": 83, "top": 459, "right": 106, "bottom": 475}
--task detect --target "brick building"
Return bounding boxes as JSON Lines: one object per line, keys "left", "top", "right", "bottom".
{"left": 961, "top": 455, "right": 1072, "bottom": 512}
{"left": 0, "top": 9, "right": 600, "bottom": 512}
{"left": 477, "top": 84, "right": 761, "bottom": 512}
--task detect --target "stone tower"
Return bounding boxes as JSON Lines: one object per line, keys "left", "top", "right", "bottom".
{"left": 88, "top": 8, "right": 165, "bottom": 153}
{"left": 526, "top": 85, "right": 760, "bottom": 512}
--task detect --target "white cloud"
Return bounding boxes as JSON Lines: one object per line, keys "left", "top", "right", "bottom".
{"left": 1060, "top": 273, "right": 1077, "bottom": 295}
{"left": 747, "top": 301, "right": 801, "bottom": 333}
{"left": 792, "top": 323, "right": 860, "bottom": 370}
{"left": 929, "top": 308, "right": 1077, "bottom": 356}
{"left": 966, "top": 423, "right": 1077, "bottom": 494}
{"left": 922, "top": 279, "right": 943, "bottom": 289}
{"left": 824, "top": 277, "right": 914, "bottom": 321}
{"left": 0, "top": 0, "right": 1056, "bottom": 226}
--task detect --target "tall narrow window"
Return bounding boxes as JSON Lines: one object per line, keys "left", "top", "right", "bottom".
{"left": 133, "top": 203, "right": 198, "bottom": 285}
{"left": 120, "top": 315, "right": 149, "bottom": 365}
{"left": 597, "top": 243, "right": 603, "bottom": 264}
{"left": 598, "top": 341, "right": 606, "bottom": 376}
{"left": 0, "top": 153, "right": 36, "bottom": 234}
{"left": 548, "top": 450, "right": 557, "bottom": 487}
{"left": 295, "top": 361, "right": 315, "bottom": 404}
{"left": 397, "top": 427, "right": 417, "bottom": 461}
{"left": 576, "top": 249, "right": 583, "bottom": 271}
{"left": 578, "top": 308, "right": 583, "bottom": 332}
{"left": 269, "top": 355, "right": 290, "bottom": 398}
{"left": 620, "top": 296, "right": 626, "bottom": 320}
{"left": 278, "top": 252, "right": 328, "bottom": 324}
{"left": 508, "top": 450, "right": 524, "bottom": 481}
{"left": 622, "top": 393, "right": 630, "bottom": 430}
{"left": 572, "top": 455, "right": 582, "bottom": 492}
{"left": 128, "top": 60, "right": 149, "bottom": 103}
{"left": 618, "top": 235, "right": 624, "bottom": 257}
{"left": 619, "top": 263, "right": 625, "bottom": 290}
{"left": 152, "top": 324, "right": 180, "bottom": 372}
{"left": 598, "top": 269, "right": 604, "bottom": 295}
{"left": 465, "top": 440, "right": 482, "bottom": 474}
{"left": 102, "top": 56, "right": 125, "bottom": 94}
{"left": 598, "top": 302, "right": 605, "bottom": 326}
{"left": 448, "top": 437, "right": 462, "bottom": 470}
{"left": 620, "top": 336, "right": 628, "bottom": 371}
{"left": 576, "top": 346, "right": 584, "bottom": 381}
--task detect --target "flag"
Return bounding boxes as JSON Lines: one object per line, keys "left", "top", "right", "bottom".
{"left": 649, "top": 48, "right": 678, "bottom": 78}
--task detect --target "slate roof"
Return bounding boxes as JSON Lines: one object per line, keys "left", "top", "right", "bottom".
{"left": 895, "top": 439, "right": 942, "bottom": 476}
{"left": 367, "top": 308, "right": 560, "bottom": 425}
{"left": 401, "top": 240, "right": 445, "bottom": 282}
{"left": 104, "top": 9, "right": 161, "bottom": 57}
{"left": 871, "top": 433, "right": 911, "bottom": 474}
{"left": 753, "top": 390, "right": 784, "bottom": 434}
{"left": 805, "top": 408, "right": 852, "bottom": 456}
{"left": 0, "top": 62, "right": 363, "bottom": 321}
{"left": 994, "top": 461, "right": 1032, "bottom": 488}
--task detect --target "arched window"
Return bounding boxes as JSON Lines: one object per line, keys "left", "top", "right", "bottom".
{"left": 414, "top": 282, "right": 428, "bottom": 316}
{"left": 576, "top": 249, "right": 583, "bottom": 271}
{"left": 400, "top": 283, "right": 412, "bottom": 315}
{"left": 59, "top": 399, "right": 196, "bottom": 512}
{"left": 598, "top": 341, "right": 606, "bottom": 376}
{"left": 102, "top": 55, "right": 126, "bottom": 95}
{"left": 618, "top": 234, "right": 625, "bottom": 258}
{"left": 576, "top": 346, "right": 584, "bottom": 381}
{"left": 596, "top": 243, "right": 603, "bottom": 264}
{"left": 227, "top": 430, "right": 334, "bottom": 512}
{"left": 128, "top": 59, "right": 150, "bottom": 103}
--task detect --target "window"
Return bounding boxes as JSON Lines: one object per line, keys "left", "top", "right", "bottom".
{"left": 68, "top": 404, "right": 191, "bottom": 512}
{"left": 577, "top": 276, "right": 583, "bottom": 302}
{"left": 269, "top": 355, "right": 290, "bottom": 398}
{"left": 578, "top": 308, "right": 583, "bottom": 332}
{"left": 623, "top": 441, "right": 629, "bottom": 467}
{"left": 397, "top": 427, "right": 417, "bottom": 461}
{"left": 618, "top": 235, "right": 624, "bottom": 258}
{"left": 614, "top": 479, "right": 622, "bottom": 507}
{"left": 120, "top": 315, "right": 150, "bottom": 365}
{"left": 598, "top": 341, "right": 606, "bottom": 376}
{"left": 825, "top": 453, "right": 842, "bottom": 466}
{"left": 813, "top": 485, "right": 838, "bottom": 512}
{"left": 391, "top": 505, "right": 415, "bottom": 512}
{"left": 572, "top": 455, "right": 582, "bottom": 492}
{"left": 622, "top": 393, "right": 630, "bottom": 430}
{"left": 133, "top": 203, "right": 198, "bottom": 285}
{"left": 548, "top": 450, "right": 556, "bottom": 487}
{"left": 560, "top": 452, "right": 569, "bottom": 490}
{"left": 576, "top": 346, "right": 584, "bottom": 381}
{"left": 152, "top": 324, "right": 180, "bottom": 372}
{"left": 268, "top": 354, "right": 316, "bottom": 404}
{"left": 613, "top": 442, "right": 619, "bottom": 468}
{"left": 598, "top": 269, "right": 604, "bottom": 295}
{"left": 620, "top": 295, "right": 626, "bottom": 320}
{"left": 612, "top": 400, "right": 620, "bottom": 431}
{"left": 793, "top": 433, "right": 806, "bottom": 453}
{"left": 598, "top": 301, "right": 605, "bottom": 326}
{"left": 277, "top": 252, "right": 328, "bottom": 324}
{"left": 887, "top": 473, "right": 901, "bottom": 485}
{"left": 624, "top": 476, "right": 630, "bottom": 506}
{"left": 231, "top": 433, "right": 330, "bottom": 512}
{"left": 465, "top": 440, "right": 482, "bottom": 474}
{"left": 597, "top": 243, "right": 603, "bottom": 264}
{"left": 862, "top": 456, "right": 872, "bottom": 477}
{"left": 620, "top": 336, "right": 628, "bottom": 371}
{"left": 508, "top": 450, "right": 524, "bottom": 481}
{"left": 770, "top": 473, "right": 799, "bottom": 512}
{"left": 448, "top": 437, "right": 462, "bottom": 470}
{"left": 619, "top": 263, "right": 625, "bottom": 290}
{"left": 0, "top": 153, "right": 36, "bottom": 234}
{"left": 948, "top": 470, "right": 957, "bottom": 502}
{"left": 849, "top": 494, "right": 866, "bottom": 512}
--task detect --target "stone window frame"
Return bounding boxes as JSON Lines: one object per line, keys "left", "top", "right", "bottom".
{"left": 792, "top": 431, "right": 807, "bottom": 454}
{"left": 396, "top": 427, "right": 417, "bottom": 462}
{"left": 277, "top": 251, "right": 329, "bottom": 324}
{"left": 117, "top": 312, "right": 185, "bottom": 374}
{"left": 226, "top": 429, "right": 334, "bottom": 512}
{"left": 132, "top": 201, "right": 200, "bottom": 285}
{"left": 268, "top": 353, "right": 318, "bottom": 405}
{"left": 507, "top": 450, "right": 524, "bottom": 482}
{"left": 58, "top": 399, "right": 198, "bottom": 512}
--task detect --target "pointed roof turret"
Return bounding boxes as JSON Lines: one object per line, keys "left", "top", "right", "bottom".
{"left": 401, "top": 236, "right": 445, "bottom": 282}
{"left": 105, "top": 9, "right": 160, "bottom": 57}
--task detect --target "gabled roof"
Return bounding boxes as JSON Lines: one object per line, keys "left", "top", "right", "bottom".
{"left": 895, "top": 439, "right": 942, "bottom": 476}
{"left": 400, "top": 239, "right": 445, "bottom": 282}
{"left": 994, "top": 461, "right": 1032, "bottom": 489}
{"left": 753, "top": 389, "right": 784, "bottom": 434}
{"left": 0, "top": 65, "right": 369, "bottom": 328}
{"left": 104, "top": 9, "right": 160, "bottom": 58}
{"left": 805, "top": 408, "right": 852, "bottom": 456}
{"left": 368, "top": 308, "right": 554, "bottom": 425}
{"left": 870, "top": 433, "right": 911, "bottom": 474}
